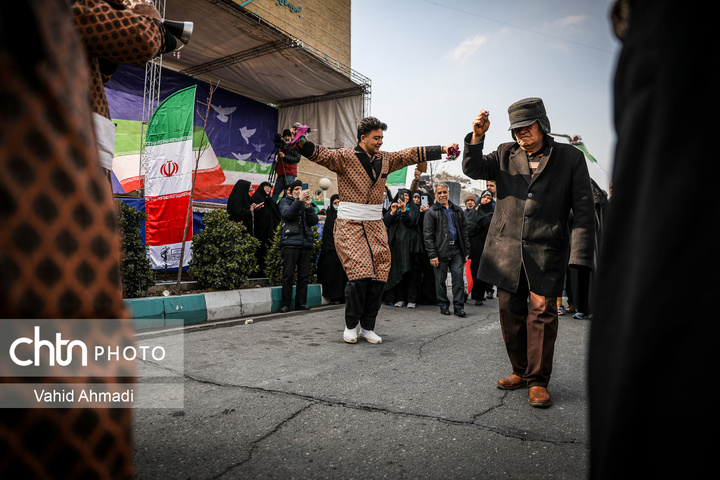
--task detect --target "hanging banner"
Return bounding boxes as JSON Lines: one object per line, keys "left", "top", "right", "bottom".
{"left": 106, "top": 64, "right": 278, "bottom": 203}
{"left": 144, "top": 85, "right": 196, "bottom": 270}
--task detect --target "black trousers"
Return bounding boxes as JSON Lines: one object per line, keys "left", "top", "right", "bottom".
{"left": 344, "top": 278, "right": 385, "bottom": 331}
{"left": 281, "top": 246, "right": 311, "bottom": 308}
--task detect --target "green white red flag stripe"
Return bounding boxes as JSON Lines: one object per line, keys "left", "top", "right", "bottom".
{"left": 144, "top": 86, "right": 196, "bottom": 270}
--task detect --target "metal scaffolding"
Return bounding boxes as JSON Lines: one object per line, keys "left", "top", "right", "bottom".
{"left": 139, "top": 0, "right": 166, "bottom": 196}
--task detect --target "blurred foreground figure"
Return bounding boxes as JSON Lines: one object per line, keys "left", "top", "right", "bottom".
{"left": 589, "top": 1, "right": 718, "bottom": 478}
{"left": 0, "top": 1, "right": 135, "bottom": 478}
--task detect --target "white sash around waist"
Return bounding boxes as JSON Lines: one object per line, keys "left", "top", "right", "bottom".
{"left": 337, "top": 202, "right": 382, "bottom": 221}
{"left": 92, "top": 112, "right": 117, "bottom": 170}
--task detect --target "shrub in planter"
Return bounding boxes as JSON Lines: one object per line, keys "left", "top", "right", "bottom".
{"left": 116, "top": 200, "right": 154, "bottom": 298}
{"left": 264, "top": 224, "right": 321, "bottom": 286}
{"left": 189, "top": 209, "right": 260, "bottom": 290}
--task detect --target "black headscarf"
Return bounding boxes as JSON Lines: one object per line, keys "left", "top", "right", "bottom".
{"left": 250, "top": 181, "right": 280, "bottom": 241}
{"left": 322, "top": 194, "right": 340, "bottom": 249}
{"left": 227, "top": 179, "right": 253, "bottom": 233}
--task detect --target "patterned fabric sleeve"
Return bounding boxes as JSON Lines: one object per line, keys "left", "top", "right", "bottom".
{"left": 385, "top": 146, "right": 442, "bottom": 173}
{"left": 72, "top": 0, "right": 165, "bottom": 64}
{"left": 299, "top": 141, "right": 347, "bottom": 175}
{"left": 71, "top": 0, "right": 168, "bottom": 118}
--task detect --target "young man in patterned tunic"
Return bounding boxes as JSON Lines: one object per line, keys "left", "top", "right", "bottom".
{"left": 297, "top": 117, "right": 457, "bottom": 344}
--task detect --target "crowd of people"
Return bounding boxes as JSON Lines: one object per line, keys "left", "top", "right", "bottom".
{"left": 234, "top": 107, "right": 604, "bottom": 351}
{"left": 244, "top": 99, "right": 607, "bottom": 414}
{"left": 227, "top": 160, "right": 504, "bottom": 318}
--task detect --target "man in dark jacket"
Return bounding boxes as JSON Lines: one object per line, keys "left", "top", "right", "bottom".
{"left": 278, "top": 180, "right": 319, "bottom": 313}
{"left": 462, "top": 98, "right": 595, "bottom": 408}
{"left": 423, "top": 183, "right": 471, "bottom": 317}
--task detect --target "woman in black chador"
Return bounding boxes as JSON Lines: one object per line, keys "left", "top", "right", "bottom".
{"left": 227, "top": 179, "right": 256, "bottom": 234}
{"left": 317, "top": 194, "right": 347, "bottom": 303}
{"left": 383, "top": 189, "right": 424, "bottom": 308}
{"left": 250, "top": 181, "right": 281, "bottom": 277}
{"left": 465, "top": 189, "right": 495, "bottom": 305}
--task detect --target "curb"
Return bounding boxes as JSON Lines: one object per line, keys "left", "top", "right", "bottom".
{"left": 125, "top": 284, "right": 326, "bottom": 331}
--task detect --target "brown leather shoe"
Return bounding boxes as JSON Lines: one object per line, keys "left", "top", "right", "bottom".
{"left": 528, "top": 386, "right": 551, "bottom": 408}
{"left": 496, "top": 374, "right": 525, "bottom": 390}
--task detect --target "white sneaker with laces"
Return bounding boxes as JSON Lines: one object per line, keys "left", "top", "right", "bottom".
{"left": 394, "top": 301, "right": 404, "bottom": 308}
{"left": 407, "top": 302, "right": 416, "bottom": 308}
{"left": 343, "top": 326, "right": 358, "bottom": 344}
{"left": 359, "top": 329, "right": 382, "bottom": 344}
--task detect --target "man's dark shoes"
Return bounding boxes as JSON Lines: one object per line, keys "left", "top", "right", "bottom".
{"left": 279, "top": 306, "right": 290, "bottom": 313}
{"left": 440, "top": 306, "right": 451, "bottom": 315}
{"left": 454, "top": 308, "right": 467, "bottom": 317}
{"left": 474, "top": 299, "right": 484, "bottom": 306}
{"left": 496, "top": 374, "right": 525, "bottom": 390}
{"left": 295, "top": 305, "right": 310, "bottom": 311}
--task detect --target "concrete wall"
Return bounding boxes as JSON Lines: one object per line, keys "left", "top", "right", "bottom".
{"left": 239, "top": 0, "right": 351, "bottom": 70}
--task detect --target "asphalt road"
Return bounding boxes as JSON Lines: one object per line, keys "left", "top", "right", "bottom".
{"left": 132, "top": 295, "right": 591, "bottom": 479}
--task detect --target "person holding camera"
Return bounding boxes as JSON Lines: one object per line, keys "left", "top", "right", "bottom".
{"left": 272, "top": 128, "right": 302, "bottom": 201}
{"left": 278, "top": 180, "right": 319, "bottom": 313}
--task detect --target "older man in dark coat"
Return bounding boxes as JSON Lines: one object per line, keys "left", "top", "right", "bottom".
{"left": 462, "top": 98, "right": 595, "bottom": 407}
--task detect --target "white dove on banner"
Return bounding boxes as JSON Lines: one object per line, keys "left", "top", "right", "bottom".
{"left": 210, "top": 104, "right": 236, "bottom": 122}
{"left": 239, "top": 126, "right": 256, "bottom": 144}
{"left": 232, "top": 152, "right": 252, "bottom": 162}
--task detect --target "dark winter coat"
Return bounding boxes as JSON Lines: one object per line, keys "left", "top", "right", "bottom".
{"left": 278, "top": 195, "right": 318, "bottom": 249}
{"left": 423, "top": 201, "right": 470, "bottom": 261}
{"left": 462, "top": 133, "right": 595, "bottom": 296}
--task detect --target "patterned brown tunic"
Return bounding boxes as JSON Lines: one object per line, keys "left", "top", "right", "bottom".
{"left": 299, "top": 143, "right": 441, "bottom": 282}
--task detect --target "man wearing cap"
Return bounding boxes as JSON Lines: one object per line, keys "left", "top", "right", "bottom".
{"left": 463, "top": 193, "right": 477, "bottom": 212}
{"left": 462, "top": 98, "right": 595, "bottom": 407}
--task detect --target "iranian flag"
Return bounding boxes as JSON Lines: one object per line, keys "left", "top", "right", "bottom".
{"left": 144, "top": 86, "right": 196, "bottom": 270}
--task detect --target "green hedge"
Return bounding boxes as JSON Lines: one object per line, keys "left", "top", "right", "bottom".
{"left": 116, "top": 200, "right": 154, "bottom": 298}
{"left": 264, "top": 224, "right": 321, "bottom": 286}
{"left": 189, "top": 209, "right": 260, "bottom": 290}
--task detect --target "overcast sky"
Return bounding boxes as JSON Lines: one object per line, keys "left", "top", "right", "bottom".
{"left": 351, "top": 0, "right": 621, "bottom": 192}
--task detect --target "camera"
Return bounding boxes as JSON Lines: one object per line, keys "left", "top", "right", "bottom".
{"left": 274, "top": 133, "right": 285, "bottom": 150}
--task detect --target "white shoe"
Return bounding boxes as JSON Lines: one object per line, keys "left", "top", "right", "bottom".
{"left": 407, "top": 302, "right": 416, "bottom": 308}
{"left": 359, "top": 329, "right": 382, "bottom": 344}
{"left": 394, "top": 301, "right": 404, "bottom": 308}
{"left": 343, "top": 326, "right": 358, "bottom": 344}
